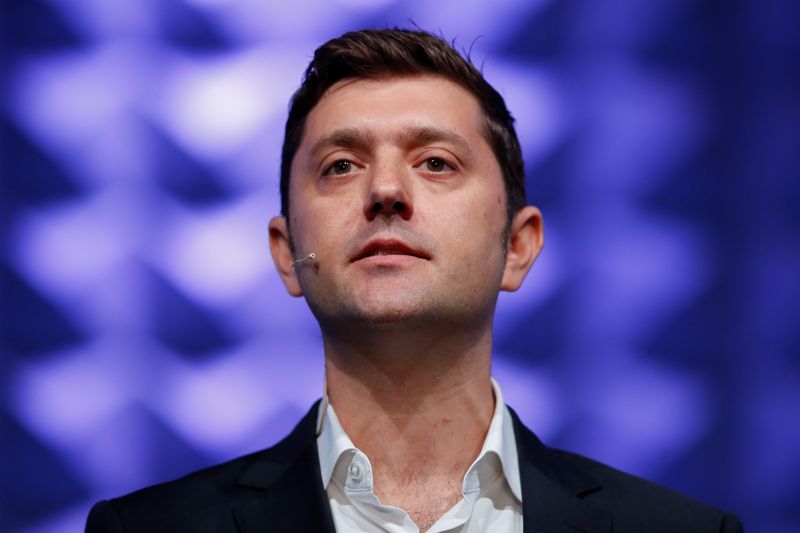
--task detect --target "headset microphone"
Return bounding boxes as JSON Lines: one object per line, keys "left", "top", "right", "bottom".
{"left": 292, "top": 252, "right": 316, "bottom": 267}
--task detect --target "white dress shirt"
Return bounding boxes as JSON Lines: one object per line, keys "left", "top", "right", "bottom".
{"left": 316, "top": 378, "right": 523, "bottom": 532}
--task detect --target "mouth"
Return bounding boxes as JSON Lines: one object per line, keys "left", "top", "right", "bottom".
{"left": 352, "top": 239, "right": 430, "bottom": 263}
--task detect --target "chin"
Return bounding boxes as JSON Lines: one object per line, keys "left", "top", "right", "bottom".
{"left": 351, "top": 296, "right": 446, "bottom": 328}
{"left": 357, "top": 305, "right": 426, "bottom": 326}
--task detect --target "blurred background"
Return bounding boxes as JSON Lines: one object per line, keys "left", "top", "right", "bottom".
{"left": 2, "top": 0, "right": 798, "bottom": 531}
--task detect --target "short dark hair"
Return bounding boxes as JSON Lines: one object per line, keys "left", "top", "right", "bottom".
{"left": 280, "top": 28, "right": 526, "bottom": 224}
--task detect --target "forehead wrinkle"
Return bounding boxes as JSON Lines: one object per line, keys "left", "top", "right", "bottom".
{"left": 309, "top": 127, "right": 373, "bottom": 159}
{"left": 310, "top": 125, "right": 472, "bottom": 160}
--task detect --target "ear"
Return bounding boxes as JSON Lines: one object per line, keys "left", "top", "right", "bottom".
{"left": 268, "top": 216, "right": 303, "bottom": 297}
{"left": 501, "top": 206, "right": 544, "bottom": 292}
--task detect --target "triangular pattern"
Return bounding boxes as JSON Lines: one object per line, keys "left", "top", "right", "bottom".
{"left": 1, "top": 1, "right": 797, "bottom": 532}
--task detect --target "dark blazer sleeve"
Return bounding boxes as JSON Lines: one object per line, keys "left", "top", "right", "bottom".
{"left": 85, "top": 500, "right": 125, "bottom": 533}
{"left": 509, "top": 406, "right": 744, "bottom": 533}
{"left": 82, "top": 402, "right": 335, "bottom": 533}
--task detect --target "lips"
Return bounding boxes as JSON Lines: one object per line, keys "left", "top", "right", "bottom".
{"left": 352, "top": 239, "right": 430, "bottom": 262}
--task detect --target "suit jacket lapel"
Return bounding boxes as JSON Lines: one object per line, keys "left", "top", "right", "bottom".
{"left": 510, "top": 408, "right": 613, "bottom": 533}
{"left": 232, "top": 401, "right": 336, "bottom": 533}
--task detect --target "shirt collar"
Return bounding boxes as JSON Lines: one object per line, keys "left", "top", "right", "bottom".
{"left": 476, "top": 377, "right": 523, "bottom": 501}
{"left": 315, "top": 377, "right": 522, "bottom": 502}
{"left": 316, "top": 392, "right": 357, "bottom": 490}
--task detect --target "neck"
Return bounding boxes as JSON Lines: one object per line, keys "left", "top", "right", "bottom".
{"left": 322, "top": 322, "right": 496, "bottom": 491}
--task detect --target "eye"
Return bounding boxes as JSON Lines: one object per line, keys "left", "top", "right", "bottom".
{"left": 323, "top": 159, "right": 356, "bottom": 176}
{"left": 421, "top": 157, "right": 455, "bottom": 173}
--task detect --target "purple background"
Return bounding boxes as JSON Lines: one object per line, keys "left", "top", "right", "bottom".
{"left": 2, "top": 1, "right": 798, "bottom": 532}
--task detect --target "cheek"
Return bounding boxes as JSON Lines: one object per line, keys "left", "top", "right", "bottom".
{"left": 291, "top": 213, "right": 322, "bottom": 252}
{"left": 432, "top": 193, "right": 505, "bottom": 259}
{"left": 469, "top": 191, "right": 507, "bottom": 262}
{"left": 290, "top": 199, "right": 354, "bottom": 257}
{"left": 288, "top": 171, "right": 333, "bottom": 247}
{"left": 289, "top": 208, "right": 321, "bottom": 254}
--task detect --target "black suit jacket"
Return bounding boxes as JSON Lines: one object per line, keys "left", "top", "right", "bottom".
{"left": 86, "top": 402, "right": 743, "bottom": 532}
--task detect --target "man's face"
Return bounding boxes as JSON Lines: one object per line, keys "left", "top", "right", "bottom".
{"left": 271, "top": 75, "right": 531, "bottom": 334}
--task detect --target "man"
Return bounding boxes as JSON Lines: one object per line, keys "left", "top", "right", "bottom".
{"left": 86, "top": 29, "right": 743, "bottom": 532}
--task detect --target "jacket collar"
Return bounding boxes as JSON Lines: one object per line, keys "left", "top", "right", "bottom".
{"left": 232, "top": 400, "right": 336, "bottom": 533}
{"left": 230, "top": 401, "right": 612, "bottom": 533}
{"left": 509, "top": 407, "right": 613, "bottom": 533}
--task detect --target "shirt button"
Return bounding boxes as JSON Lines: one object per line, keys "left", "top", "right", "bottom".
{"left": 349, "top": 462, "right": 363, "bottom": 482}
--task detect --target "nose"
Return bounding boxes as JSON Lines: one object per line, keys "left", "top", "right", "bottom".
{"left": 363, "top": 162, "right": 414, "bottom": 221}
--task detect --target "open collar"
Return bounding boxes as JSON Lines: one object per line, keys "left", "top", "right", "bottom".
{"left": 230, "top": 400, "right": 613, "bottom": 533}
{"left": 316, "top": 377, "right": 522, "bottom": 502}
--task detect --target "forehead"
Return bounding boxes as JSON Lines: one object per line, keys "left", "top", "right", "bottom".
{"left": 298, "top": 75, "right": 490, "bottom": 152}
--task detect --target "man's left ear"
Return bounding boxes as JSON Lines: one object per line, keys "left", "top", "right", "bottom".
{"left": 501, "top": 206, "right": 544, "bottom": 292}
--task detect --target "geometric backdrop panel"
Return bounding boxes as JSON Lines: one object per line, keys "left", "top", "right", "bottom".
{"left": 2, "top": 1, "right": 799, "bottom": 532}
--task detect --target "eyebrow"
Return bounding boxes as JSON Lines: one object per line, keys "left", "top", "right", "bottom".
{"left": 310, "top": 127, "right": 370, "bottom": 159}
{"left": 309, "top": 126, "right": 472, "bottom": 160}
